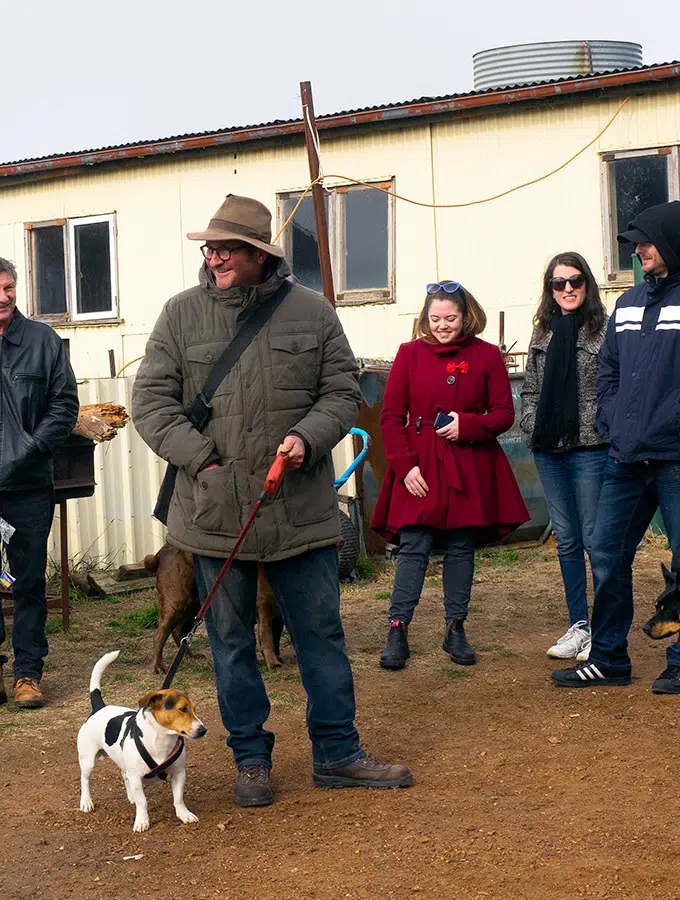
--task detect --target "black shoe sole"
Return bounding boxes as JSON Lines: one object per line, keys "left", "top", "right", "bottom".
{"left": 442, "top": 642, "right": 476, "bottom": 666}
{"left": 652, "top": 683, "right": 680, "bottom": 694}
{"left": 447, "top": 653, "right": 476, "bottom": 666}
{"left": 312, "top": 773, "right": 414, "bottom": 789}
{"left": 552, "top": 673, "right": 631, "bottom": 688}
{"left": 14, "top": 699, "right": 45, "bottom": 709}
{"left": 380, "top": 658, "right": 407, "bottom": 670}
{"left": 233, "top": 792, "right": 274, "bottom": 807}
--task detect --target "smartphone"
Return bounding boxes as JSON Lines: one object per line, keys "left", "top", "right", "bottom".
{"left": 434, "top": 412, "right": 453, "bottom": 430}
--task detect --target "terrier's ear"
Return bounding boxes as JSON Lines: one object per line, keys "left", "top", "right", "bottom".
{"left": 138, "top": 691, "right": 164, "bottom": 709}
{"left": 661, "top": 563, "right": 676, "bottom": 589}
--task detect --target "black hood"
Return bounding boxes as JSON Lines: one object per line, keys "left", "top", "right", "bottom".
{"left": 617, "top": 200, "right": 680, "bottom": 276}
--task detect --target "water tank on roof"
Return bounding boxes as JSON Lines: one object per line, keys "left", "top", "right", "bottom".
{"left": 472, "top": 40, "right": 643, "bottom": 92}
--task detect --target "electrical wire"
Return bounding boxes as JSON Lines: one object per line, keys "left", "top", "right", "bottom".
{"left": 117, "top": 95, "right": 631, "bottom": 376}
{"left": 273, "top": 95, "right": 630, "bottom": 242}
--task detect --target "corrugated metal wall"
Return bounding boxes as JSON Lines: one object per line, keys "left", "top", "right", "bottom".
{"left": 48, "top": 376, "right": 357, "bottom": 568}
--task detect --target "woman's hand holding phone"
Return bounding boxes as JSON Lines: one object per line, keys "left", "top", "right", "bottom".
{"left": 435, "top": 411, "right": 460, "bottom": 442}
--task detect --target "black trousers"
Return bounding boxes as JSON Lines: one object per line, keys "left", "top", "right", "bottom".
{"left": 0, "top": 488, "right": 55, "bottom": 679}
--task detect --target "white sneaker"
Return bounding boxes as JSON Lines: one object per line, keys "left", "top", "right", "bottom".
{"left": 547, "top": 621, "right": 591, "bottom": 659}
{"left": 576, "top": 637, "right": 591, "bottom": 661}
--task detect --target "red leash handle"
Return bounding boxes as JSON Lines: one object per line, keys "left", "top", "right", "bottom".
{"left": 263, "top": 451, "right": 289, "bottom": 496}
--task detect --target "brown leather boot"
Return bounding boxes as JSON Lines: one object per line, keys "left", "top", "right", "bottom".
{"left": 14, "top": 677, "right": 44, "bottom": 709}
{"left": 0, "top": 655, "right": 8, "bottom": 705}
{"left": 313, "top": 755, "right": 413, "bottom": 788}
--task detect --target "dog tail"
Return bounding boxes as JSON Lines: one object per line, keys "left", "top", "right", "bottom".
{"left": 144, "top": 552, "right": 159, "bottom": 574}
{"left": 89, "top": 650, "right": 120, "bottom": 714}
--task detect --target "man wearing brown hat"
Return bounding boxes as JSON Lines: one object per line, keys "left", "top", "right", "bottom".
{"left": 132, "top": 195, "right": 412, "bottom": 805}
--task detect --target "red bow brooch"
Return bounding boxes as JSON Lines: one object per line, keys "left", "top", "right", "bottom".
{"left": 446, "top": 360, "right": 469, "bottom": 374}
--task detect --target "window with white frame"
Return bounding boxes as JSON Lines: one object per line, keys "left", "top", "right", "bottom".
{"left": 278, "top": 180, "right": 394, "bottom": 305}
{"left": 26, "top": 214, "right": 118, "bottom": 321}
{"left": 602, "top": 147, "right": 679, "bottom": 282}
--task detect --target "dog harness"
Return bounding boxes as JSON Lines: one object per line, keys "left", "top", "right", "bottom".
{"left": 116, "top": 710, "right": 184, "bottom": 781}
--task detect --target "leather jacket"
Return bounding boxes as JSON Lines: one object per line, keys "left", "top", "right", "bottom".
{"left": 0, "top": 310, "right": 79, "bottom": 491}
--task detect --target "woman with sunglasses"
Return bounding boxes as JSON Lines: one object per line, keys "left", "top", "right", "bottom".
{"left": 372, "top": 281, "right": 528, "bottom": 670}
{"left": 520, "top": 252, "right": 608, "bottom": 661}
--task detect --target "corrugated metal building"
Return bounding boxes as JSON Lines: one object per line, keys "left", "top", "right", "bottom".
{"left": 2, "top": 58, "right": 679, "bottom": 563}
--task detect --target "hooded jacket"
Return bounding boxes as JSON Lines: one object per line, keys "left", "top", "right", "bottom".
{"left": 597, "top": 202, "right": 680, "bottom": 461}
{"left": 131, "top": 258, "right": 362, "bottom": 560}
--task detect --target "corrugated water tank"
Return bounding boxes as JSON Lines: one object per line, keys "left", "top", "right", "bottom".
{"left": 473, "top": 40, "right": 643, "bottom": 92}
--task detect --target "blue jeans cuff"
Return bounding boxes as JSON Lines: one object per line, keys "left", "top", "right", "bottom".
{"left": 587, "top": 653, "right": 631, "bottom": 675}
{"left": 237, "top": 758, "right": 272, "bottom": 771}
{"left": 313, "top": 749, "right": 365, "bottom": 774}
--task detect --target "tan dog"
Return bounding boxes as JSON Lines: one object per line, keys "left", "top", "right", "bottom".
{"left": 145, "top": 544, "right": 284, "bottom": 674}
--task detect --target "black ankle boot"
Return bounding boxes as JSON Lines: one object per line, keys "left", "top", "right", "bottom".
{"left": 380, "top": 620, "right": 410, "bottom": 670}
{"left": 443, "top": 618, "right": 476, "bottom": 666}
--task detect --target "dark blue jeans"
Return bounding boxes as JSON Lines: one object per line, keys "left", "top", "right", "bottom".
{"left": 390, "top": 526, "right": 477, "bottom": 624}
{"left": 193, "top": 546, "right": 363, "bottom": 773}
{"left": 533, "top": 447, "right": 609, "bottom": 625}
{"left": 0, "top": 488, "right": 55, "bottom": 679}
{"left": 589, "top": 458, "right": 680, "bottom": 672}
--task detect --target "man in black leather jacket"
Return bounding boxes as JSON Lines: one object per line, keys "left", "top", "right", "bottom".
{"left": 0, "top": 257, "right": 78, "bottom": 709}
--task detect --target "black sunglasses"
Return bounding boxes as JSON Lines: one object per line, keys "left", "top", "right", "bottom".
{"left": 550, "top": 274, "right": 586, "bottom": 292}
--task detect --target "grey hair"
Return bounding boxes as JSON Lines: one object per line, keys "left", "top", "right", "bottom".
{"left": 0, "top": 257, "right": 17, "bottom": 283}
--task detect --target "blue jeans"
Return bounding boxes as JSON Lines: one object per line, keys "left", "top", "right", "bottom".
{"left": 193, "top": 546, "right": 363, "bottom": 773}
{"left": 0, "top": 488, "right": 55, "bottom": 679}
{"left": 589, "top": 458, "right": 680, "bottom": 673}
{"left": 390, "top": 526, "right": 477, "bottom": 623}
{"left": 533, "top": 448, "right": 609, "bottom": 625}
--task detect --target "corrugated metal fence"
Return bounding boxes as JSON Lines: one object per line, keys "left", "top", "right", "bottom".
{"left": 48, "top": 376, "right": 357, "bottom": 570}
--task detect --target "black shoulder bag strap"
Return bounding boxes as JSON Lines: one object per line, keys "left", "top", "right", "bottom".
{"left": 153, "top": 279, "right": 293, "bottom": 524}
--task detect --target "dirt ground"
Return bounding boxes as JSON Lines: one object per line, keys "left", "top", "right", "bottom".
{"left": 1, "top": 538, "right": 678, "bottom": 900}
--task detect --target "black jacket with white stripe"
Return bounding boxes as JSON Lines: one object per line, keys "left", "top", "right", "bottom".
{"left": 596, "top": 272, "right": 680, "bottom": 462}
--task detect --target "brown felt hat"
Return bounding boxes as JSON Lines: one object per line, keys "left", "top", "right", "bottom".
{"left": 187, "top": 194, "right": 284, "bottom": 257}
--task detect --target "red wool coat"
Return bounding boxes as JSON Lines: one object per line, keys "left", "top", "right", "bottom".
{"left": 371, "top": 336, "right": 529, "bottom": 545}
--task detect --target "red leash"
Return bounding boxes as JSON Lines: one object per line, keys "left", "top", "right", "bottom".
{"left": 161, "top": 452, "right": 289, "bottom": 689}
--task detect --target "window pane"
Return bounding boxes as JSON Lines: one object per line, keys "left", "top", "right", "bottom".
{"left": 73, "top": 221, "right": 113, "bottom": 314}
{"left": 33, "top": 226, "right": 67, "bottom": 315}
{"left": 613, "top": 155, "right": 668, "bottom": 270}
{"left": 283, "top": 195, "right": 327, "bottom": 293}
{"left": 343, "top": 189, "right": 388, "bottom": 291}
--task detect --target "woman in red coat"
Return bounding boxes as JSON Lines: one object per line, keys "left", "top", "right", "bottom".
{"left": 371, "top": 281, "right": 529, "bottom": 670}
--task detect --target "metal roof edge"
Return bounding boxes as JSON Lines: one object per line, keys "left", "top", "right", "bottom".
{"left": 1, "top": 61, "right": 679, "bottom": 181}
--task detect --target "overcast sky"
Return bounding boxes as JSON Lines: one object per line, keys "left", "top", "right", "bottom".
{"left": 3, "top": 0, "right": 679, "bottom": 164}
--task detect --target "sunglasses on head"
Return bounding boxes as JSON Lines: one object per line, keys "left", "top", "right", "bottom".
{"left": 426, "top": 281, "right": 461, "bottom": 295}
{"left": 550, "top": 274, "right": 586, "bottom": 292}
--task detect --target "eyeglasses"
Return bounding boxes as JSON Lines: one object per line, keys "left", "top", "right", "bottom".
{"left": 550, "top": 274, "right": 586, "bottom": 292}
{"left": 200, "top": 243, "right": 249, "bottom": 261}
{"left": 426, "top": 281, "right": 461, "bottom": 294}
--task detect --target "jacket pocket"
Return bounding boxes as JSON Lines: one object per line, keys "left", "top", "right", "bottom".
{"left": 191, "top": 464, "right": 243, "bottom": 536}
{"left": 12, "top": 373, "right": 47, "bottom": 430}
{"left": 269, "top": 333, "right": 318, "bottom": 389}
{"left": 283, "top": 458, "right": 337, "bottom": 526}
{"left": 653, "top": 390, "right": 680, "bottom": 439}
{"left": 185, "top": 341, "right": 233, "bottom": 397}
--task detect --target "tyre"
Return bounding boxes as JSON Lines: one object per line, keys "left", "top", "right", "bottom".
{"left": 338, "top": 509, "right": 360, "bottom": 579}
